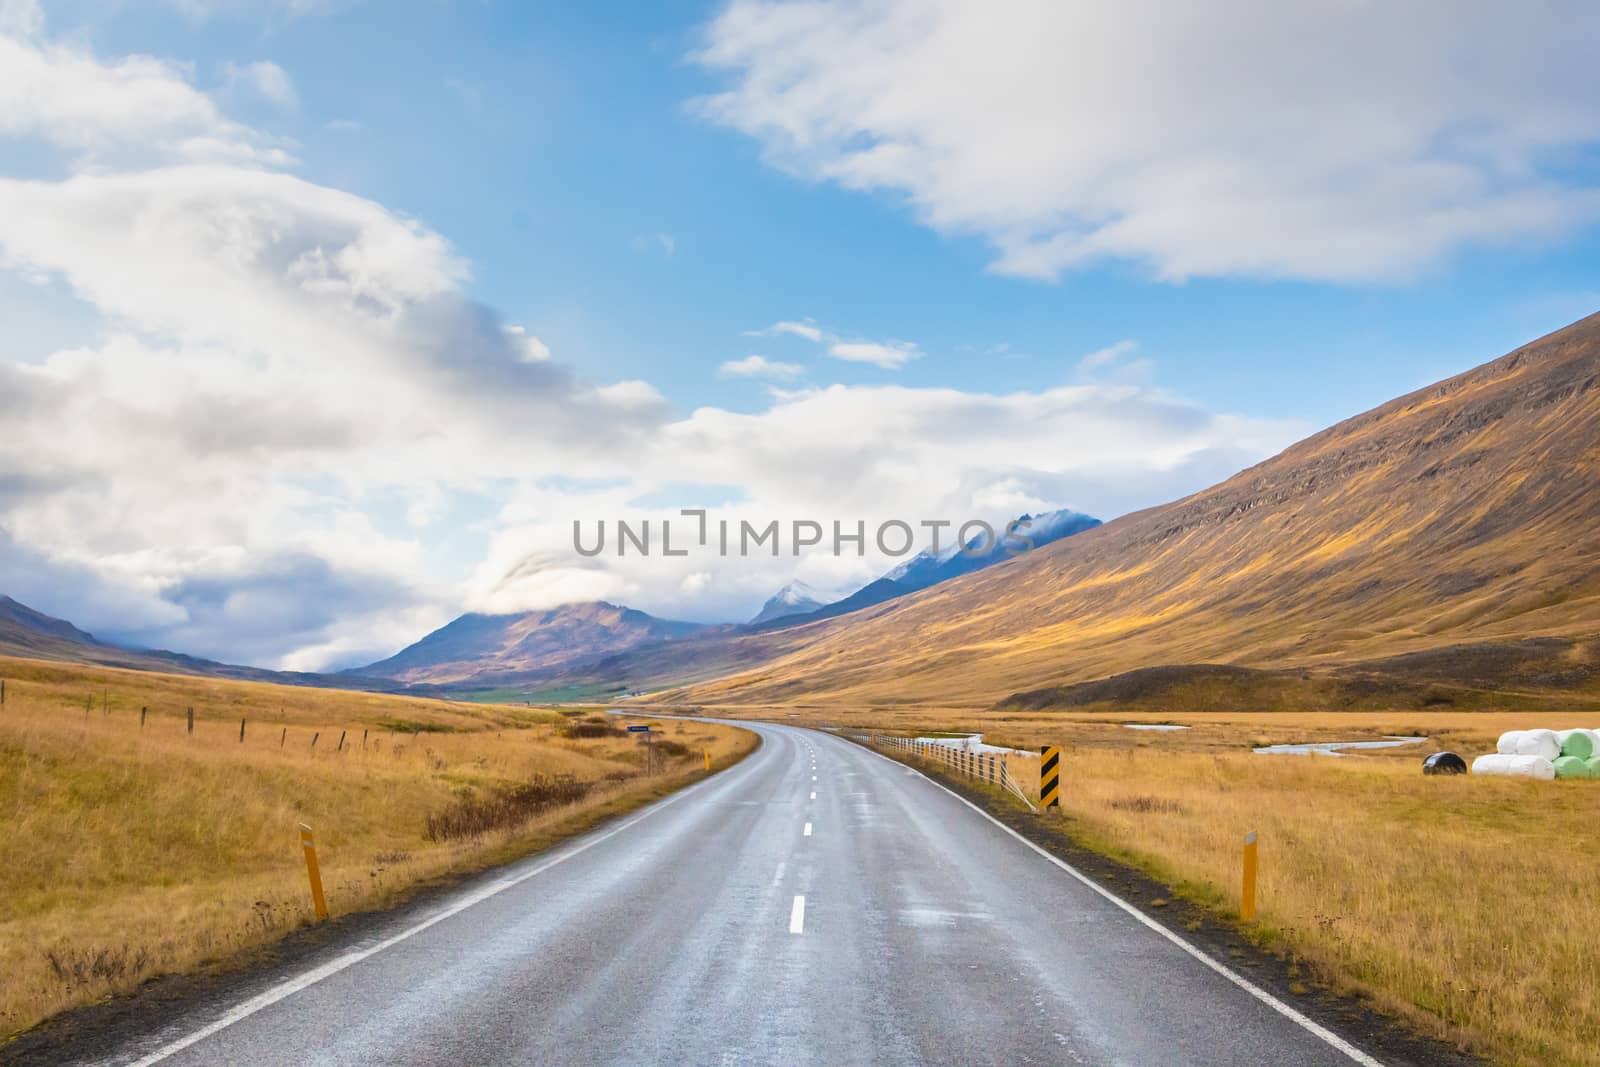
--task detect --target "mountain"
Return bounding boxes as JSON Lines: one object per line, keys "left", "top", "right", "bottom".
{"left": 883, "top": 508, "right": 1101, "bottom": 590}
{"left": 0, "top": 595, "right": 115, "bottom": 661}
{"left": 753, "top": 507, "right": 1101, "bottom": 631}
{"left": 0, "top": 595, "right": 402, "bottom": 690}
{"left": 750, "top": 581, "right": 833, "bottom": 625}
{"left": 358, "top": 601, "right": 708, "bottom": 686}
{"left": 662, "top": 312, "right": 1600, "bottom": 710}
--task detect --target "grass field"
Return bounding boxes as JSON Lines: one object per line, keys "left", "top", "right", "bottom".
{"left": 866, "top": 711, "right": 1600, "bottom": 1067}
{"left": 0, "top": 657, "right": 755, "bottom": 1040}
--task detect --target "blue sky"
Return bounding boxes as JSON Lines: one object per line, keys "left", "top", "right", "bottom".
{"left": 1, "top": 0, "right": 1597, "bottom": 668}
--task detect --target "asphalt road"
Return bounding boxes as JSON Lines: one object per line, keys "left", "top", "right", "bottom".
{"left": 86, "top": 722, "right": 1386, "bottom": 1067}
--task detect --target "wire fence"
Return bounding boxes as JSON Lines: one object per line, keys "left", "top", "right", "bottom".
{"left": 843, "top": 732, "right": 1040, "bottom": 812}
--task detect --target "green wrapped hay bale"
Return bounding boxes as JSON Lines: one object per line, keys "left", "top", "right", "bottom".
{"left": 1585, "top": 756, "right": 1600, "bottom": 779}
{"left": 1559, "top": 729, "right": 1597, "bottom": 760}
{"left": 1554, "top": 755, "right": 1589, "bottom": 779}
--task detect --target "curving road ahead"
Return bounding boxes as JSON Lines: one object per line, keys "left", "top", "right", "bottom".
{"left": 84, "top": 722, "right": 1392, "bottom": 1067}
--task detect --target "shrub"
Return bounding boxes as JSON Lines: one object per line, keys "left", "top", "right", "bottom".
{"left": 423, "top": 774, "right": 593, "bottom": 841}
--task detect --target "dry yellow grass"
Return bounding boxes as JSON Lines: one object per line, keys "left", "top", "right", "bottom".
{"left": 873, "top": 715, "right": 1600, "bottom": 1067}
{"left": 0, "top": 656, "right": 755, "bottom": 1039}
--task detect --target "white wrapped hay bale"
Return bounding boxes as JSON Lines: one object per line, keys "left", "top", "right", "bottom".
{"left": 1472, "top": 753, "right": 1556, "bottom": 779}
{"left": 1497, "top": 730, "right": 1523, "bottom": 755}
{"left": 1514, "top": 729, "right": 1561, "bottom": 761}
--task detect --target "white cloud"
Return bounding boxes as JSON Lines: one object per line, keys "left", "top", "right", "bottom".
{"left": 746, "top": 318, "right": 823, "bottom": 342}
{"left": 222, "top": 60, "right": 297, "bottom": 108}
{"left": 0, "top": 32, "right": 292, "bottom": 166}
{"left": 504, "top": 324, "right": 551, "bottom": 362}
{"left": 0, "top": 0, "right": 42, "bottom": 37}
{"left": 694, "top": 0, "right": 1600, "bottom": 283}
{"left": 719, "top": 354, "right": 804, "bottom": 380}
{"left": 828, "top": 339, "right": 919, "bottom": 369}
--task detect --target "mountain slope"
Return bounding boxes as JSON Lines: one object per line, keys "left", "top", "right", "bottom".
{"left": 0, "top": 595, "right": 403, "bottom": 690}
{"left": 666, "top": 312, "right": 1600, "bottom": 709}
{"left": 0, "top": 596, "right": 114, "bottom": 661}
{"left": 752, "top": 507, "right": 1101, "bottom": 632}
{"left": 359, "top": 601, "right": 708, "bottom": 685}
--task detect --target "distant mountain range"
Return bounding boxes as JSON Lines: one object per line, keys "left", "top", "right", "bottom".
{"left": 355, "top": 506, "right": 1102, "bottom": 688}
{"left": 0, "top": 595, "right": 399, "bottom": 691}
{"left": 755, "top": 508, "right": 1100, "bottom": 630}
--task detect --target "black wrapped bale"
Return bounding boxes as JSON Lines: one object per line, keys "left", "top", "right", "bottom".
{"left": 1423, "top": 751, "right": 1468, "bottom": 775}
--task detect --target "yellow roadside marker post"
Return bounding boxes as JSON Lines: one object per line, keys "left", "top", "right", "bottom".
{"left": 299, "top": 823, "right": 330, "bottom": 921}
{"left": 704, "top": 749, "right": 711, "bottom": 772}
{"left": 1241, "top": 831, "right": 1259, "bottom": 922}
{"left": 1040, "top": 746, "right": 1061, "bottom": 813}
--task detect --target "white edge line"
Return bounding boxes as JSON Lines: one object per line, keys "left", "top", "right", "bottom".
{"left": 121, "top": 759, "right": 732, "bottom": 1066}
{"left": 789, "top": 894, "right": 806, "bottom": 934}
{"left": 836, "top": 733, "right": 1386, "bottom": 1067}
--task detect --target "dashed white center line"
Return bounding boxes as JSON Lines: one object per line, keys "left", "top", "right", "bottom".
{"left": 810, "top": 791, "right": 816, "bottom": 800}
{"left": 789, "top": 895, "right": 806, "bottom": 934}
{"left": 803, "top": 822, "right": 813, "bottom": 836}
{"left": 811, "top": 775, "right": 817, "bottom": 781}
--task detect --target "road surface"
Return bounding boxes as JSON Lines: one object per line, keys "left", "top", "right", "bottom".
{"left": 86, "top": 721, "right": 1387, "bottom": 1067}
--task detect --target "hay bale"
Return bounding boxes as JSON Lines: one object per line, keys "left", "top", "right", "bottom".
{"left": 1472, "top": 754, "right": 1557, "bottom": 779}
{"left": 1496, "top": 730, "right": 1523, "bottom": 755}
{"left": 1554, "top": 755, "right": 1589, "bottom": 779}
{"left": 1515, "top": 729, "right": 1561, "bottom": 761}
{"left": 1586, "top": 756, "right": 1600, "bottom": 779}
{"left": 1559, "top": 730, "right": 1598, "bottom": 760}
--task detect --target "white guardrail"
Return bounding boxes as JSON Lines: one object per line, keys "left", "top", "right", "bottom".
{"left": 841, "top": 732, "right": 1039, "bottom": 812}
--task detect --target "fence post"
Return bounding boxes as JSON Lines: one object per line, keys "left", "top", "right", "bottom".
{"left": 312, "top": 731, "right": 320, "bottom": 749}
{"left": 337, "top": 730, "right": 346, "bottom": 753}
{"left": 187, "top": 707, "right": 194, "bottom": 735}
{"left": 362, "top": 728, "right": 368, "bottom": 750}
{"left": 140, "top": 706, "right": 146, "bottom": 729}
{"left": 239, "top": 718, "right": 246, "bottom": 743}
{"left": 1241, "top": 831, "right": 1259, "bottom": 922}
{"left": 280, "top": 726, "right": 287, "bottom": 748}
{"left": 1, "top": 678, "right": 5, "bottom": 705}
{"left": 299, "top": 824, "right": 330, "bottom": 921}
{"left": 1040, "top": 746, "right": 1061, "bottom": 811}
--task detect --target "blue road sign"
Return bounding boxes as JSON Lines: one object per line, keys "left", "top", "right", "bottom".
{"left": 627, "top": 724, "right": 651, "bottom": 733}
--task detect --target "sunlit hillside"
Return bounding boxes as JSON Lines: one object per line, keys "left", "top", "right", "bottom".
{"left": 662, "top": 312, "right": 1600, "bottom": 710}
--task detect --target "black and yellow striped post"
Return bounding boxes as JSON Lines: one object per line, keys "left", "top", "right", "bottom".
{"left": 1040, "top": 746, "right": 1061, "bottom": 811}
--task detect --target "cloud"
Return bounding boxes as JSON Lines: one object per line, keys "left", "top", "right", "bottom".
{"left": 828, "top": 339, "right": 919, "bottom": 369}
{"left": 746, "top": 318, "right": 823, "bottom": 342}
{"left": 748, "top": 317, "right": 920, "bottom": 370}
{"left": 474, "top": 381, "right": 1305, "bottom": 623}
{"left": 719, "top": 354, "right": 804, "bottom": 380}
{"left": 222, "top": 60, "right": 297, "bottom": 108}
{"left": 693, "top": 0, "right": 1600, "bottom": 283}
{"left": 0, "top": 0, "right": 41, "bottom": 37}
{"left": 0, "top": 30, "right": 292, "bottom": 166}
